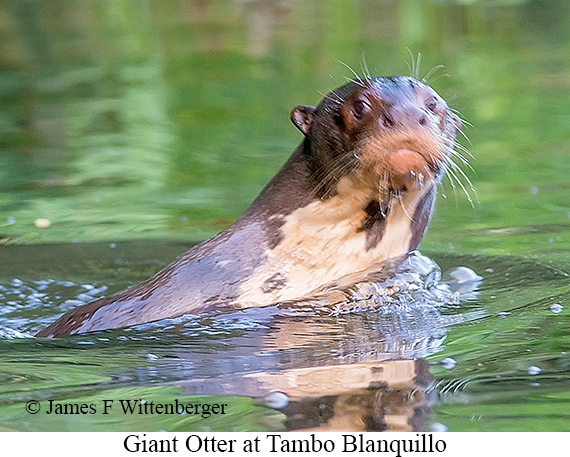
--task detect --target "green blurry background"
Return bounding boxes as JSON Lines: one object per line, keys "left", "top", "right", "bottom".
{"left": 1, "top": 0, "right": 569, "bottom": 264}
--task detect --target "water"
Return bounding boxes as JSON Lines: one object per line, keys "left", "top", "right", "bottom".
{"left": 2, "top": 0, "right": 570, "bottom": 432}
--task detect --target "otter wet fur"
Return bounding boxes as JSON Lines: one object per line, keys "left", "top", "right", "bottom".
{"left": 37, "top": 75, "right": 462, "bottom": 338}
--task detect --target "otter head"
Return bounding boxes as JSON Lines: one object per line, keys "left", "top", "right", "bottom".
{"left": 291, "top": 76, "right": 461, "bottom": 199}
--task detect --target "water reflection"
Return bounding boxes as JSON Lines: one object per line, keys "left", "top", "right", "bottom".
{"left": 178, "top": 359, "right": 435, "bottom": 432}
{"left": 163, "top": 301, "right": 472, "bottom": 432}
{"left": 121, "top": 254, "right": 482, "bottom": 431}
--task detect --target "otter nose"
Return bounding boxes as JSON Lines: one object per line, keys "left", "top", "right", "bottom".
{"left": 382, "top": 104, "right": 429, "bottom": 130}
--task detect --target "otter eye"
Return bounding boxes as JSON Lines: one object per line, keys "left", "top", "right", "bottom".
{"left": 352, "top": 99, "right": 371, "bottom": 119}
{"left": 425, "top": 96, "right": 438, "bottom": 113}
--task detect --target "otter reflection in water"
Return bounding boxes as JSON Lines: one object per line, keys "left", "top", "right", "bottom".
{"left": 157, "top": 266, "right": 482, "bottom": 432}
{"left": 37, "top": 75, "right": 465, "bottom": 337}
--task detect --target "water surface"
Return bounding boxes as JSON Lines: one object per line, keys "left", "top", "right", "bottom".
{"left": 1, "top": 0, "right": 570, "bottom": 432}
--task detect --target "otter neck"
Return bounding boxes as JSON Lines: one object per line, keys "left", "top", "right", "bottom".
{"left": 233, "top": 144, "right": 437, "bottom": 307}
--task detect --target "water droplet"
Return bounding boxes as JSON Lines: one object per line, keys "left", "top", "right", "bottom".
{"left": 441, "top": 357, "right": 457, "bottom": 369}
{"left": 429, "top": 422, "right": 448, "bottom": 432}
{"left": 528, "top": 365, "right": 541, "bottom": 376}
{"left": 550, "top": 303, "right": 563, "bottom": 314}
{"left": 77, "top": 293, "right": 95, "bottom": 302}
{"left": 147, "top": 353, "right": 159, "bottom": 361}
{"left": 6, "top": 216, "right": 16, "bottom": 225}
{"left": 263, "top": 391, "right": 289, "bottom": 409}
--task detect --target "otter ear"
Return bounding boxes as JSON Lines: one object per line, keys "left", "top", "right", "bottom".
{"left": 290, "top": 105, "right": 317, "bottom": 135}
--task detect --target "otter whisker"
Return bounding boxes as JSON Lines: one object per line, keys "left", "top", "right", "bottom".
{"left": 344, "top": 76, "right": 364, "bottom": 86}
{"left": 361, "top": 52, "right": 372, "bottom": 80}
{"left": 450, "top": 109, "right": 474, "bottom": 146}
{"left": 336, "top": 60, "right": 367, "bottom": 88}
{"left": 422, "top": 72, "right": 450, "bottom": 85}
{"left": 453, "top": 140, "right": 474, "bottom": 158}
{"left": 443, "top": 165, "right": 461, "bottom": 202}
{"left": 405, "top": 61, "right": 413, "bottom": 79}
{"left": 451, "top": 109, "right": 473, "bottom": 128}
{"left": 450, "top": 149, "right": 475, "bottom": 172}
{"left": 406, "top": 49, "right": 422, "bottom": 80}
{"left": 437, "top": 178, "right": 449, "bottom": 199}
{"left": 452, "top": 143, "right": 476, "bottom": 170}
{"left": 449, "top": 159, "right": 478, "bottom": 202}
{"left": 319, "top": 90, "right": 344, "bottom": 106}
{"left": 433, "top": 156, "right": 453, "bottom": 188}
{"left": 396, "top": 192, "right": 415, "bottom": 222}
{"left": 377, "top": 169, "right": 391, "bottom": 201}
{"left": 446, "top": 161, "right": 476, "bottom": 207}
{"left": 414, "top": 53, "right": 422, "bottom": 80}
{"left": 422, "top": 65, "right": 446, "bottom": 84}
{"left": 456, "top": 127, "right": 473, "bottom": 146}
{"left": 338, "top": 60, "right": 361, "bottom": 79}
{"left": 310, "top": 155, "right": 359, "bottom": 199}
{"left": 319, "top": 152, "right": 359, "bottom": 180}
{"left": 405, "top": 49, "right": 413, "bottom": 77}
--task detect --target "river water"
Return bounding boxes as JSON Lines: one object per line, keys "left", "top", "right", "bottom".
{"left": 1, "top": 0, "right": 570, "bottom": 432}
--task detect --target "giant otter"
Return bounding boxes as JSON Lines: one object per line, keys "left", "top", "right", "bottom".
{"left": 37, "top": 75, "right": 462, "bottom": 337}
